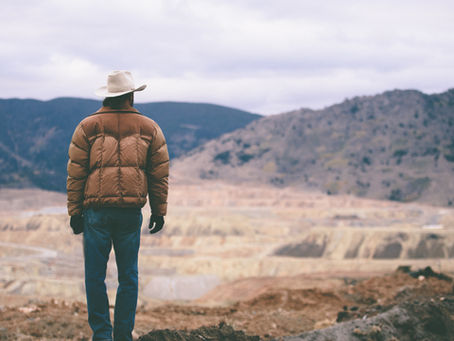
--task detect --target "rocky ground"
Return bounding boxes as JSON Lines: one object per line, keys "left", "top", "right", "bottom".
{"left": 0, "top": 267, "right": 453, "bottom": 340}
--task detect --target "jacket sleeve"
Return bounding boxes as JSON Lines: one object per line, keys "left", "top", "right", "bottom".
{"left": 146, "top": 125, "right": 169, "bottom": 216}
{"left": 67, "top": 123, "right": 90, "bottom": 216}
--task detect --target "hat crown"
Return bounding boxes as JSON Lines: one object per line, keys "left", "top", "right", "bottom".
{"left": 107, "top": 71, "right": 135, "bottom": 93}
{"left": 95, "top": 70, "right": 146, "bottom": 97}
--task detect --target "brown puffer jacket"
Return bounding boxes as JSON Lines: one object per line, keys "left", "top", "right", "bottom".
{"left": 66, "top": 108, "right": 169, "bottom": 217}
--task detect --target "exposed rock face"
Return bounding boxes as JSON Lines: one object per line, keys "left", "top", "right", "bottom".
{"left": 274, "top": 230, "right": 454, "bottom": 260}
{"left": 283, "top": 296, "right": 454, "bottom": 341}
{"left": 173, "top": 89, "right": 454, "bottom": 206}
{"left": 3, "top": 185, "right": 454, "bottom": 304}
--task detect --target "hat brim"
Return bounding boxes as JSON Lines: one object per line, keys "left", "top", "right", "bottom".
{"left": 95, "top": 84, "right": 147, "bottom": 98}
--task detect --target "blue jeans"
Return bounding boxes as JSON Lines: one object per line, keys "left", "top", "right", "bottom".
{"left": 83, "top": 207, "right": 142, "bottom": 341}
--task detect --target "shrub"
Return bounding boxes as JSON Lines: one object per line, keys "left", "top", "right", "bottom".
{"left": 213, "top": 151, "right": 231, "bottom": 164}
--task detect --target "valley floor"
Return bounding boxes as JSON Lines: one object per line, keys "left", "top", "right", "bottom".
{"left": 1, "top": 183, "right": 454, "bottom": 339}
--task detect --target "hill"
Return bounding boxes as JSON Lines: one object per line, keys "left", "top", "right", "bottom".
{"left": 0, "top": 98, "right": 260, "bottom": 191}
{"left": 172, "top": 89, "right": 454, "bottom": 206}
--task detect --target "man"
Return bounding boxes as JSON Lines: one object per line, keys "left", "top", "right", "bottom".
{"left": 67, "top": 70, "right": 169, "bottom": 341}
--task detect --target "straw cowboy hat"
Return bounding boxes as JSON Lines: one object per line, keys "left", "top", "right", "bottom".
{"left": 95, "top": 70, "right": 147, "bottom": 97}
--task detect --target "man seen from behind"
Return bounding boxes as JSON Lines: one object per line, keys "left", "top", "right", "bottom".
{"left": 66, "top": 70, "right": 169, "bottom": 341}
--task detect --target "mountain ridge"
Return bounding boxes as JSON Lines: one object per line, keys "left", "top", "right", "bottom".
{"left": 173, "top": 88, "right": 454, "bottom": 206}
{"left": 0, "top": 97, "right": 260, "bottom": 191}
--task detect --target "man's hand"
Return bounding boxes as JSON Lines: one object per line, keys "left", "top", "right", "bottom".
{"left": 148, "top": 215, "right": 164, "bottom": 234}
{"left": 70, "top": 215, "right": 84, "bottom": 235}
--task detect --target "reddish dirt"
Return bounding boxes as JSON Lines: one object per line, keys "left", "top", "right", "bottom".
{"left": 0, "top": 300, "right": 90, "bottom": 340}
{"left": 0, "top": 268, "right": 453, "bottom": 340}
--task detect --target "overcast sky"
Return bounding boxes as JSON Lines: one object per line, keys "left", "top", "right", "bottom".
{"left": 1, "top": 0, "right": 453, "bottom": 115}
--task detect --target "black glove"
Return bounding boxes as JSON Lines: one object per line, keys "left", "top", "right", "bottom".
{"left": 70, "top": 215, "right": 84, "bottom": 235}
{"left": 148, "top": 215, "right": 164, "bottom": 234}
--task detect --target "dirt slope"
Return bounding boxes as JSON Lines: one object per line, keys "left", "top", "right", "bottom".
{"left": 0, "top": 268, "right": 452, "bottom": 340}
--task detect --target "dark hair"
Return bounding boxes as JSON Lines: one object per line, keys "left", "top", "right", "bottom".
{"left": 102, "top": 93, "right": 133, "bottom": 109}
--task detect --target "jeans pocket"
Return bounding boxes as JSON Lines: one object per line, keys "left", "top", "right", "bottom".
{"left": 117, "top": 211, "right": 143, "bottom": 233}
{"left": 85, "top": 208, "right": 106, "bottom": 229}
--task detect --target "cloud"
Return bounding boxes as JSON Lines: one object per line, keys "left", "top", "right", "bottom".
{"left": 0, "top": 0, "right": 453, "bottom": 114}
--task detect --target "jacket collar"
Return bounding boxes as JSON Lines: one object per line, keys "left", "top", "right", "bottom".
{"left": 98, "top": 106, "right": 139, "bottom": 112}
{"left": 93, "top": 107, "right": 141, "bottom": 115}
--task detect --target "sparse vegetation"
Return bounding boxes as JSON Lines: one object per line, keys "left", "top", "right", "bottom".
{"left": 12, "top": 89, "right": 447, "bottom": 206}
{"left": 350, "top": 104, "right": 359, "bottom": 114}
{"left": 443, "top": 143, "right": 454, "bottom": 162}
{"left": 388, "top": 177, "right": 431, "bottom": 202}
{"left": 213, "top": 151, "right": 231, "bottom": 164}
{"left": 237, "top": 152, "right": 254, "bottom": 164}
{"left": 362, "top": 156, "right": 372, "bottom": 166}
